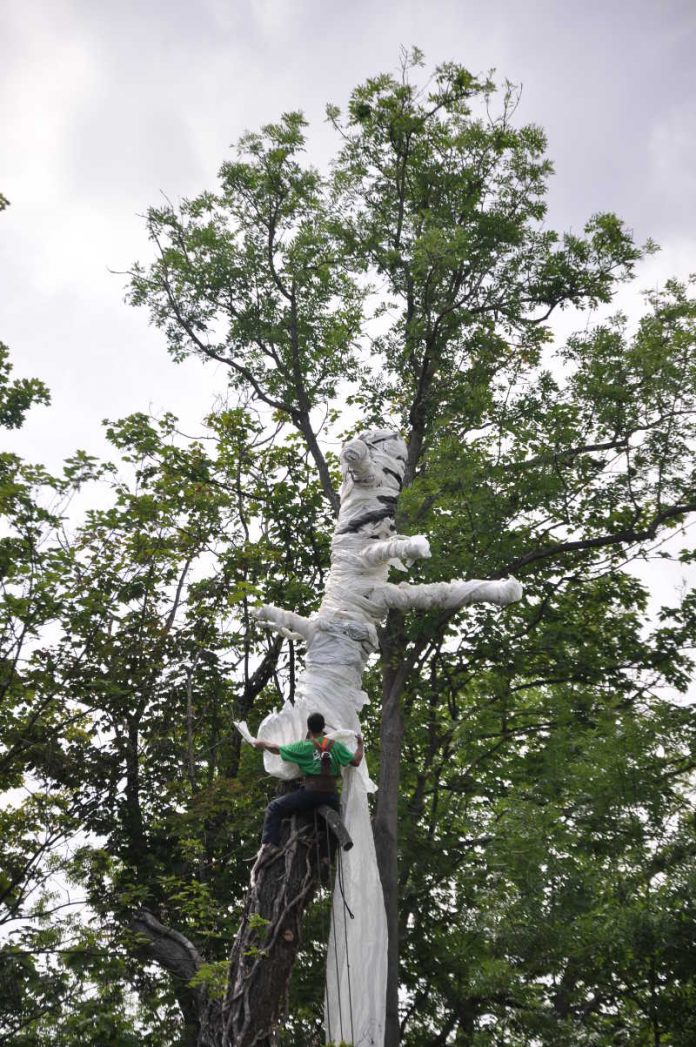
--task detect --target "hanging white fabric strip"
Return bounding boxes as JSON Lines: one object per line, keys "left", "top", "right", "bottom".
{"left": 325, "top": 769, "right": 387, "bottom": 1046}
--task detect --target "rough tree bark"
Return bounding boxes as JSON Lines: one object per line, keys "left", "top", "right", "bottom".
{"left": 374, "top": 611, "right": 410, "bottom": 1047}
{"left": 222, "top": 800, "right": 340, "bottom": 1047}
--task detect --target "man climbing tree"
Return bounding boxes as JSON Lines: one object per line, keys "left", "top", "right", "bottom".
{"left": 254, "top": 713, "right": 363, "bottom": 855}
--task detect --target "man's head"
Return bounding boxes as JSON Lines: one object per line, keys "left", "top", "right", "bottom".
{"left": 306, "top": 712, "right": 325, "bottom": 736}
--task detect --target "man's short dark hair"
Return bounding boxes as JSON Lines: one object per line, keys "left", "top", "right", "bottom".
{"left": 307, "top": 713, "right": 325, "bottom": 734}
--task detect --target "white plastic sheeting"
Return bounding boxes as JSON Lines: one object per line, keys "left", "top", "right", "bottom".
{"left": 244, "top": 429, "right": 522, "bottom": 1046}
{"left": 325, "top": 768, "right": 386, "bottom": 1047}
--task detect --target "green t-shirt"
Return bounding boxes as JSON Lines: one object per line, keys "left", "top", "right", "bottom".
{"left": 279, "top": 736, "right": 354, "bottom": 777}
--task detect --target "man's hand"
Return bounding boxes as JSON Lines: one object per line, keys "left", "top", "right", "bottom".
{"left": 351, "top": 733, "right": 364, "bottom": 767}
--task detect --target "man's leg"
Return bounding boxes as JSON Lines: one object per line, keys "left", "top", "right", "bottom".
{"left": 261, "top": 789, "right": 341, "bottom": 847}
{"left": 261, "top": 790, "right": 305, "bottom": 846}
{"left": 324, "top": 794, "right": 340, "bottom": 815}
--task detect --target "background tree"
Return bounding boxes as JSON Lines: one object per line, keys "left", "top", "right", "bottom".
{"left": 4, "top": 54, "right": 696, "bottom": 1046}
{"left": 3, "top": 400, "right": 338, "bottom": 1045}
{"left": 0, "top": 341, "right": 137, "bottom": 1044}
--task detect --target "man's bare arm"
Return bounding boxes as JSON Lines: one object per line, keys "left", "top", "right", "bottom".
{"left": 350, "top": 734, "right": 364, "bottom": 767}
{"left": 254, "top": 739, "right": 281, "bottom": 755}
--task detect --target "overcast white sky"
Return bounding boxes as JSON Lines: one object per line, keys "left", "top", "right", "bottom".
{"left": 2, "top": 0, "right": 695, "bottom": 470}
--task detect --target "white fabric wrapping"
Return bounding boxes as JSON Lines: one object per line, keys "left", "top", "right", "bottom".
{"left": 248, "top": 429, "right": 523, "bottom": 1046}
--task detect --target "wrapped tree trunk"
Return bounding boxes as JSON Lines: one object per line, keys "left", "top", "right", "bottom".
{"left": 136, "top": 430, "right": 521, "bottom": 1047}
{"left": 227, "top": 430, "right": 522, "bottom": 1046}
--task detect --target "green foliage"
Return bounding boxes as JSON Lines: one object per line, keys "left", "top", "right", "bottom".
{"left": 4, "top": 54, "right": 696, "bottom": 1046}
{"left": 188, "top": 960, "right": 228, "bottom": 1000}
{"left": 0, "top": 342, "right": 50, "bottom": 429}
{"left": 128, "top": 112, "right": 364, "bottom": 429}
{"left": 247, "top": 912, "right": 271, "bottom": 932}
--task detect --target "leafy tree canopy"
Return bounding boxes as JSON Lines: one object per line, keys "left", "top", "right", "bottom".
{"left": 3, "top": 53, "right": 696, "bottom": 1046}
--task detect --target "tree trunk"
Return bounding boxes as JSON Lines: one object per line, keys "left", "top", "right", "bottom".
{"left": 222, "top": 804, "right": 333, "bottom": 1047}
{"left": 134, "top": 803, "right": 345, "bottom": 1047}
{"left": 374, "top": 611, "right": 409, "bottom": 1047}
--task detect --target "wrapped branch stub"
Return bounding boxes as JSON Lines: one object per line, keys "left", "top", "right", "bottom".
{"left": 318, "top": 803, "right": 353, "bottom": 851}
